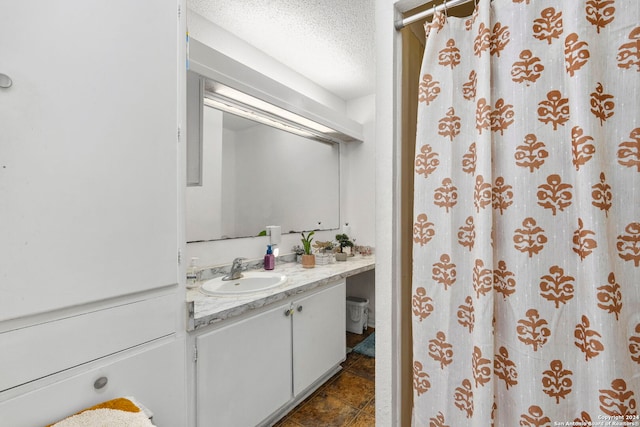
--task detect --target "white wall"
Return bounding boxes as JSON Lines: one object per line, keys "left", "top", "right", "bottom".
{"left": 343, "top": 94, "right": 376, "bottom": 248}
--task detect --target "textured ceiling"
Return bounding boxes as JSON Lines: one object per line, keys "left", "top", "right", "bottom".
{"left": 188, "top": 0, "right": 376, "bottom": 101}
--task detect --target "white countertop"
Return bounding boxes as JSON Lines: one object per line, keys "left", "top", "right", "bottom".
{"left": 186, "top": 255, "right": 375, "bottom": 331}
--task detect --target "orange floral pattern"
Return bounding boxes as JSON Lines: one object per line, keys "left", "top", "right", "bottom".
{"left": 539, "top": 266, "right": 575, "bottom": 308}
{"left": 596, "top": 272, "right": 623, "bottom": 320}
{"left": 412, "top": 1, "right": 639, "bottom": 425}
{"left": 412, "top": 287, "right": 434, "bottom": 322}
{"left": 415, "top": 144, "right": 440, "bottom": 178}
{"left": 515, "top": 134, "right": 548, "bottom": 172}
{"left": 433, "top": 178, "right": 458, "bottom": 212}
{"left": 517, "top": 309, "right": 551, "bottom": 351}
{"left": 429, "top": 331, "right": 454, "bottom": 369}
{"left": 419, "top": 74, "right": 441, "bottom": 105}
{"left": 432, "top": 254, "right": 457, "bottom": 290}
{"left": 574, "top": 316, "right": 604, "bottom": 361}
{"left": 618, "top": 128, "right": 640, "bottom": 172}
{"left": 513, "top": 217, "right": 547, "bottom": 257}
{"left": 512, "top": 49, "right": 544, "bottom": 85}
{"left": 542, "top": 360, "right": 573, "bottom": 404}
{"left": 599, "top": 379, "right": 638, "bottom": 416}
{"left": 571, "top": 126, "right": 595, "bottom": 170}
{"left": 586, "top": 0, "right": 615, "bottom": 33}
{"left": 591, "top": 172, "right": 612, "bottom": 216}
{"left": 617, "top": 27, "right": 640, "bottom": 71}
{"left": 629, "top": 324, "right": 640, "bottom": 364}
{"left": 413, "top": 361, "right": 431, "bottom": 396}
{"left": 494, "top": 346, "right": 518, "bottom": 389}
{"left": 536, "top": 174, "right": 572, "bottom": 215}
{"left": 533, "top": 7, "right": 563, "bottom": 44}
{"left": 493, "top": 260, "right": 516, "bottom": 298}
{"left": 572, "top": 218, "right": 597, "bottom": 260}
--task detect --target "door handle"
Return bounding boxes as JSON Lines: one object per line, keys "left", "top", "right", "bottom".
{"left": 0, "top": 74, "right": 12, "bottom": 88}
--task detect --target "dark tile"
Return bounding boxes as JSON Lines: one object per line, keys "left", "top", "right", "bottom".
{"left": 348, "top": 412, "right": 375, "bottom": 427}
{"left": 342, "top": 351, "right": 362, "bottom": 369}
{"left": 325, "top": 371, "right": 375, "bottom": 409}
{"left": 282, "top": 331, "right": 376, "bottom": 427}
{"left": 346, "top": 332, "right": 363, "bottom": 349}
{"left": 362, "top": 397, "right": 375, "bottom": 417}
{"left": 347, "top": 354, "right": 375, "bottom": 381}
{"left": 287, "top": 393, "right": 359, "bottom": 427}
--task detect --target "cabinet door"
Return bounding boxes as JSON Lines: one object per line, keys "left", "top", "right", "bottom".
{"left": 0, "top": 0, "right": 179, "bottom": 321}
{"left": 292, "top": 281, "right": 346, "bottom": 395}
{"left": 196, "top": 303, "right": 292, "bottom": 427}
{"left": 0, "top": 338, "right": 186, "bottom": 427}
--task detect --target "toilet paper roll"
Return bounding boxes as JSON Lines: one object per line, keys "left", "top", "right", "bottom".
{"left": 343, "top": 224, "right": 352, "bottom": 237}
{"left": 266, "top": 225, "right": 281, "bottom": 245}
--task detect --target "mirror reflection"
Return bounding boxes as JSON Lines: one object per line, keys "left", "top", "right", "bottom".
{"left": 186, "top": 84, "right": 341, "bottom": 242}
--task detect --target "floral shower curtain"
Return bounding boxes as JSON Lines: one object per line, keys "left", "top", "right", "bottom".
{"left": 412, "top": 0, "right": 640, "bottom": 425}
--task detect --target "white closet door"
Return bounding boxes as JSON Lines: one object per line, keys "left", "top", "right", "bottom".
{"left": 0, "top": 1, "right": 180, "bottom": 321}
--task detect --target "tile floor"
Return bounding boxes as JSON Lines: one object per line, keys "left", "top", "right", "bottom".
{"left": 274, "top": 328, "right": 375, "bottom": 427}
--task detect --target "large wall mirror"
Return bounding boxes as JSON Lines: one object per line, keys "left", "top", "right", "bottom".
{"left": 186, "top": 71, "right": 340, "bottom": 242}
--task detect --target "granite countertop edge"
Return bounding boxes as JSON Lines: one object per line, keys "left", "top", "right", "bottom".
{"left": 186, "top": 256, "right": 375, "bottom": 332}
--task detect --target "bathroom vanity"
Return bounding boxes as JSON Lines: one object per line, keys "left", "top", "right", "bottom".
{"left": 186, "top": 256, "right": 375, "bottom": 427}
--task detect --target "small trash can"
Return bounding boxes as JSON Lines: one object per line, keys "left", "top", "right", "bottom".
{"left": 346, "top": 296, "right": 369, "bottom": 334}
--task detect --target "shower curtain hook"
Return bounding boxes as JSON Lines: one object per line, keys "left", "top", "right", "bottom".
{"left": 443, "top": 0, "right": 448, "bottom": 16}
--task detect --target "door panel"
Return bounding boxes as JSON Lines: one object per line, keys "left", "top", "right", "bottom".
{"left": 196, "top": 302, "right": 292, "bottom": 427}
{"left": 293, "top": 281, "right": 346, "bottom": 395}
{"left": 0, "top": 1, "right": 179, "bottom": 321}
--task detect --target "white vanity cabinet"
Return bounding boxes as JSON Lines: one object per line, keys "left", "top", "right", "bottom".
{"left": 292, "top": 281, "right": 346, "bottom": 395}
{"left": 194, "top": 279, "right": 346, "bottom": 427}
{"left": 195, "top": 301, "right": 293, "bottom": 427}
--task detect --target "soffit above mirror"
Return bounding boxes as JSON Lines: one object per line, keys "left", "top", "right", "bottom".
{"left": 188, "top": 38, "right": 365, "bottom": 144}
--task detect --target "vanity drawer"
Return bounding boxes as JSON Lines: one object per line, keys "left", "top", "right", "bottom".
{"left": 0, "top": 337, "right": 186, "bottom": 427}
{"left": 0, "top": 294, "right": 176, "bottom": 392}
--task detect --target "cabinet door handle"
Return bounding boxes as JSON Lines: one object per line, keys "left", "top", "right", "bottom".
{"left": 284, "top": 308, "right": 293, "bottom": 317}
{"left": 297, "top": 305, "right": 303, "bottom": 313}
{"left": 94, "top": 376, "right": 108, "bottom": 390}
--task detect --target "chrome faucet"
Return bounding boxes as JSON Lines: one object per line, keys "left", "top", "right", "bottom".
{"left": 222, "top": 257, "right": 246, "bottom": 281}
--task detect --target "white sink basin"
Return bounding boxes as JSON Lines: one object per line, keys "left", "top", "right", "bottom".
{"left": 200, "top": 271, "right": 287, "bottom": 296}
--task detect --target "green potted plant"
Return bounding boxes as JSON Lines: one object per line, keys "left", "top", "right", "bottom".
{"left": 300, "top": 231, "right": 315, "bottom": 268}
{"left": 335, "top": 233, "right": 354, "bottom": 261}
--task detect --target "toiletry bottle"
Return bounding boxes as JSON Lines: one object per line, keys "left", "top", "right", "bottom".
{"left": 186, "top": 257, "right": 199, "bottom": 288}
{"left": 264, "top": 245, "right": 275, "bottom": 270}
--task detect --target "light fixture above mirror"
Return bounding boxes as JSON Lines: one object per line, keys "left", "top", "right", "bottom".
{"left": 203, "top": 81, "right": 345, "bottom": 144}
{"left": 187, "top": 38, "right": 364, "bottom": 144}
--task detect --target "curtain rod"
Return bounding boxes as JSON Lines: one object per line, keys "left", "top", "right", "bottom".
{"left": 395, "top": 0, "right": 474, "bottom": 30}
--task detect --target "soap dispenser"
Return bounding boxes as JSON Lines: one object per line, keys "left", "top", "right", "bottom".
{"left": 186, "top": 257, "right": 199, "bottom": 289}
{"left": 264, "top": 245, "right": 275, "bottom": 270}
